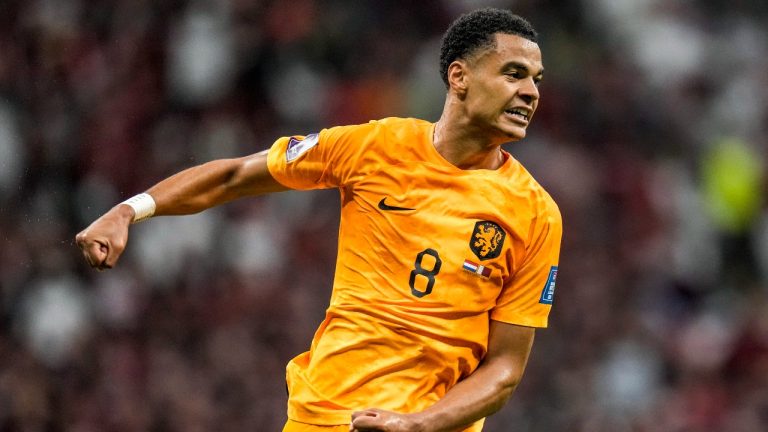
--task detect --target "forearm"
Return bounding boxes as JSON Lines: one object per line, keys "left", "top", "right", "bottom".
{"left": 410, "top": 359, "right": 524, "bottom": 432}
{"left": 412, "top": 322, "right": 535, "bottom": 432}
{"left": 144, "top": 158, "right": 244, "bottom": 215}
{"left": 350, "top": 323, "right": 535, "bottom": 432}
{"left": 143, "top": 151, "right": 285, "bottom": 216}
{"left": 76, "top": 151, "right": 285, "bottom": 270}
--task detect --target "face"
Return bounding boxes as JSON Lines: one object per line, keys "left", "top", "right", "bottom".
{"left": 455, "top": 33, "right": 543, "bottom": 141}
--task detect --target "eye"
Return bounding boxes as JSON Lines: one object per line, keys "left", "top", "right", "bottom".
{"left": 534, "top": 76, "right": 543, "bottom": 87}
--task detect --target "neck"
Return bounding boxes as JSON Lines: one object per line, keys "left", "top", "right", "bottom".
{"left": 432, "top": 97, "right": 508, "bottom": 170}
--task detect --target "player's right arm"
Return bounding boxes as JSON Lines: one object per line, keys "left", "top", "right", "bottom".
{"left": 75, "top": 150, "right": 287, "bottom": 270}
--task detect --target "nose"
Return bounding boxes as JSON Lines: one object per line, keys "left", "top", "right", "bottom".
{"left": 519, "top": 77, "right": 539, "bottom": 104}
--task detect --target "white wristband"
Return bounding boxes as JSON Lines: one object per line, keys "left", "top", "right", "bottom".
{"left": 122, "top": 193, "right": 156, "bottom": 223}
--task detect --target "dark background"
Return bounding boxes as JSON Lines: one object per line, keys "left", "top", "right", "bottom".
{"left": 1, "top": 1, "right": 767, "bottom": 431}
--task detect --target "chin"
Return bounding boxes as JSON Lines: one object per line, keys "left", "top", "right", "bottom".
{"left": 502, "top": 128, "right": 526, "bottom": 141}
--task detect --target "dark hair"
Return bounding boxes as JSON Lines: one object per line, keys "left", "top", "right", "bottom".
{"left": 439, "top": 8, "right": 538, "bottom": 87}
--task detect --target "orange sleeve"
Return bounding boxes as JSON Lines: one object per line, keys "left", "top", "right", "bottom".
{"left": 266, "top": 122, "right": 378, "bottom": 190}
{"left": 491, "top": 193, "right": 562, "bottom": 328}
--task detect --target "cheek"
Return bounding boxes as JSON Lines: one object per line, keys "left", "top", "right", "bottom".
{"left": 466, "top": 80, "right": 506, "bottom": 115}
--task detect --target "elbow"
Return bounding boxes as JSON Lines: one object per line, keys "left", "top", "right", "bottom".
{"left": 219, "top": 158, "right": 254, "bottom": 199}
{"left": 222, "top": 159, "right": 245, "bottom": 189}
{"left": 493, "top": 367, "right": 524, "bottom": 407}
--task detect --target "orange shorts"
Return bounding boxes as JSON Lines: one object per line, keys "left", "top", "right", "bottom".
{"left": 282, "top": 420, "right": 349, "bottom": 432}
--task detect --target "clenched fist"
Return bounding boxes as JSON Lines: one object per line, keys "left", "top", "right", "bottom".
{"left": 75, "top": 204, "right": 135, "bottom": 271}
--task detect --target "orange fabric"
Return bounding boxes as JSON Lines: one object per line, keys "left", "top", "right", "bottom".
{"left": 267, "top": 117, "right": 562, "bottom": 429}
{"left": 282, "top": 419, "right": 349, "bottom": 432}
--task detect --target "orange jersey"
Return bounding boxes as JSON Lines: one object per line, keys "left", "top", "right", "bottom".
{"left": 267, "top": 117, "right": 562, "bottom": 430}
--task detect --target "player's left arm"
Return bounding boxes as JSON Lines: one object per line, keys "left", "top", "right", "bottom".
{"left": 350, "top": 320, "right": 535, "bottom": 432}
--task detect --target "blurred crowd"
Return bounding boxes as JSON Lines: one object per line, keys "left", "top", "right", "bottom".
{"left": 1, "top": 0, "right": 767, "bottom": 431}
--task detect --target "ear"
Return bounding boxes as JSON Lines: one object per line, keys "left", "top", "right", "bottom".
{"left": 447, "top": 60, "right": 469, "bottom": 97}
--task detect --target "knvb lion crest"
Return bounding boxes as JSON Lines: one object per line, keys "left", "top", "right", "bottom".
{"left": 470, "top": 221, "right": 506, "bottom": 260}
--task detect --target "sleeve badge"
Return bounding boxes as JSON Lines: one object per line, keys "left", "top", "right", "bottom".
{"left": 286, "top": 133, "right": 319, "bottom": 162}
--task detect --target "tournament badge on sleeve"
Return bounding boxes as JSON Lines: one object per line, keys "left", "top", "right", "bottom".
{"left": 286, "top": 133, "right": 320, "bottom": 162}
{"left": 539, "top": 266, "right": 558, "bottom": 304}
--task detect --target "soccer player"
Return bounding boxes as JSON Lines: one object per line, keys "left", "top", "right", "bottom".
{"left": 76, "top": 8, "right": 561, "bottom": 432}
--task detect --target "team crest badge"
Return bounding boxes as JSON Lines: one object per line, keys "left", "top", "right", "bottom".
{"left": 469, "top": 221, "right": 506, "bottom": 260}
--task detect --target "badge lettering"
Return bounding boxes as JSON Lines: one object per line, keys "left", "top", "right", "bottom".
{"left": 539, "top": 266, "right": 558, "bottom": 304}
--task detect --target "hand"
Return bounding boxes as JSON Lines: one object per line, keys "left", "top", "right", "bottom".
{"left": 75, "top": 204, "right": 134, "bottom": 271}
{"left": 350, "top": 408, "right": 424, "bottom": 432}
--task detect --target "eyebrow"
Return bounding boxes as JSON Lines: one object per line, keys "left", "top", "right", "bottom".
{"left": 502, "top": 61, "right": 545, "bottom": 77}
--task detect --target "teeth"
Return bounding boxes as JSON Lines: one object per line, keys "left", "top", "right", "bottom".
{"left": 507, "top": 108, "right": 529, "bottom": 119}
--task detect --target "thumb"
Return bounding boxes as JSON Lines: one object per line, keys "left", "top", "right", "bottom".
{"left": 351, "top": 409, "right": 383, "bottom": 429}
{"left": 84, "top": 240, "right": 109, "bottom": 268}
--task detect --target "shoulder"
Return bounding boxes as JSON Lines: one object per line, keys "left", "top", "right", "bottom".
{"left": 530, "top": 178, "right": 562, "bottom": 231}
{"left": 506, "top": 156, "right": 561, "bottom": 223}
{"left": 370, "top": 117, "right": 433, "bottom": 139}
{"left": 374, "top": 117, "right": 432, "bottom": 128}
{"left": 322, "top": 117, "right": 431, "bottom": 151}
{"left": 322, "top": 117, "right": 432, "bottom": 140}
{"left": 324, "top": 117, "right": 429, "bottom": 133}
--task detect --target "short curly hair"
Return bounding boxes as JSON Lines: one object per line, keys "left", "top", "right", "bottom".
{"left": 439, "top": 8, "right": 538, "bottom": 88}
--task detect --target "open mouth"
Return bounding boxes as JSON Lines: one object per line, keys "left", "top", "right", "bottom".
{"left": 505, "top": 107, "right": 530, "bottom": 121}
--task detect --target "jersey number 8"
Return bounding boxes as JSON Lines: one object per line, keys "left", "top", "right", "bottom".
{"left": 409, "top": 248, "right": 442, "bottom": 298}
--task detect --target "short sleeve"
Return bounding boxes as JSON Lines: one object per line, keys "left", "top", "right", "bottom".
{"left": 266, "top": 122, "right": 378, "bottom": 190}
{"left": 491, "top": 196, "right": 562, "bottom": 328}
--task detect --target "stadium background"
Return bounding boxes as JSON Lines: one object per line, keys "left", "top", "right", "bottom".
{"left": 1, "top": 0, "right": 767, "bottom": 430}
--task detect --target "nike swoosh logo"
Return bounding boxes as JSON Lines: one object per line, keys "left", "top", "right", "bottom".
{"left": 378, "top": 198, "right": 415, "bottom": 211}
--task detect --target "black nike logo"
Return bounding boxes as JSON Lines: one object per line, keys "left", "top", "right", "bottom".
{"left": 378, "top": 197, "right": 415, "bottom": 211}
